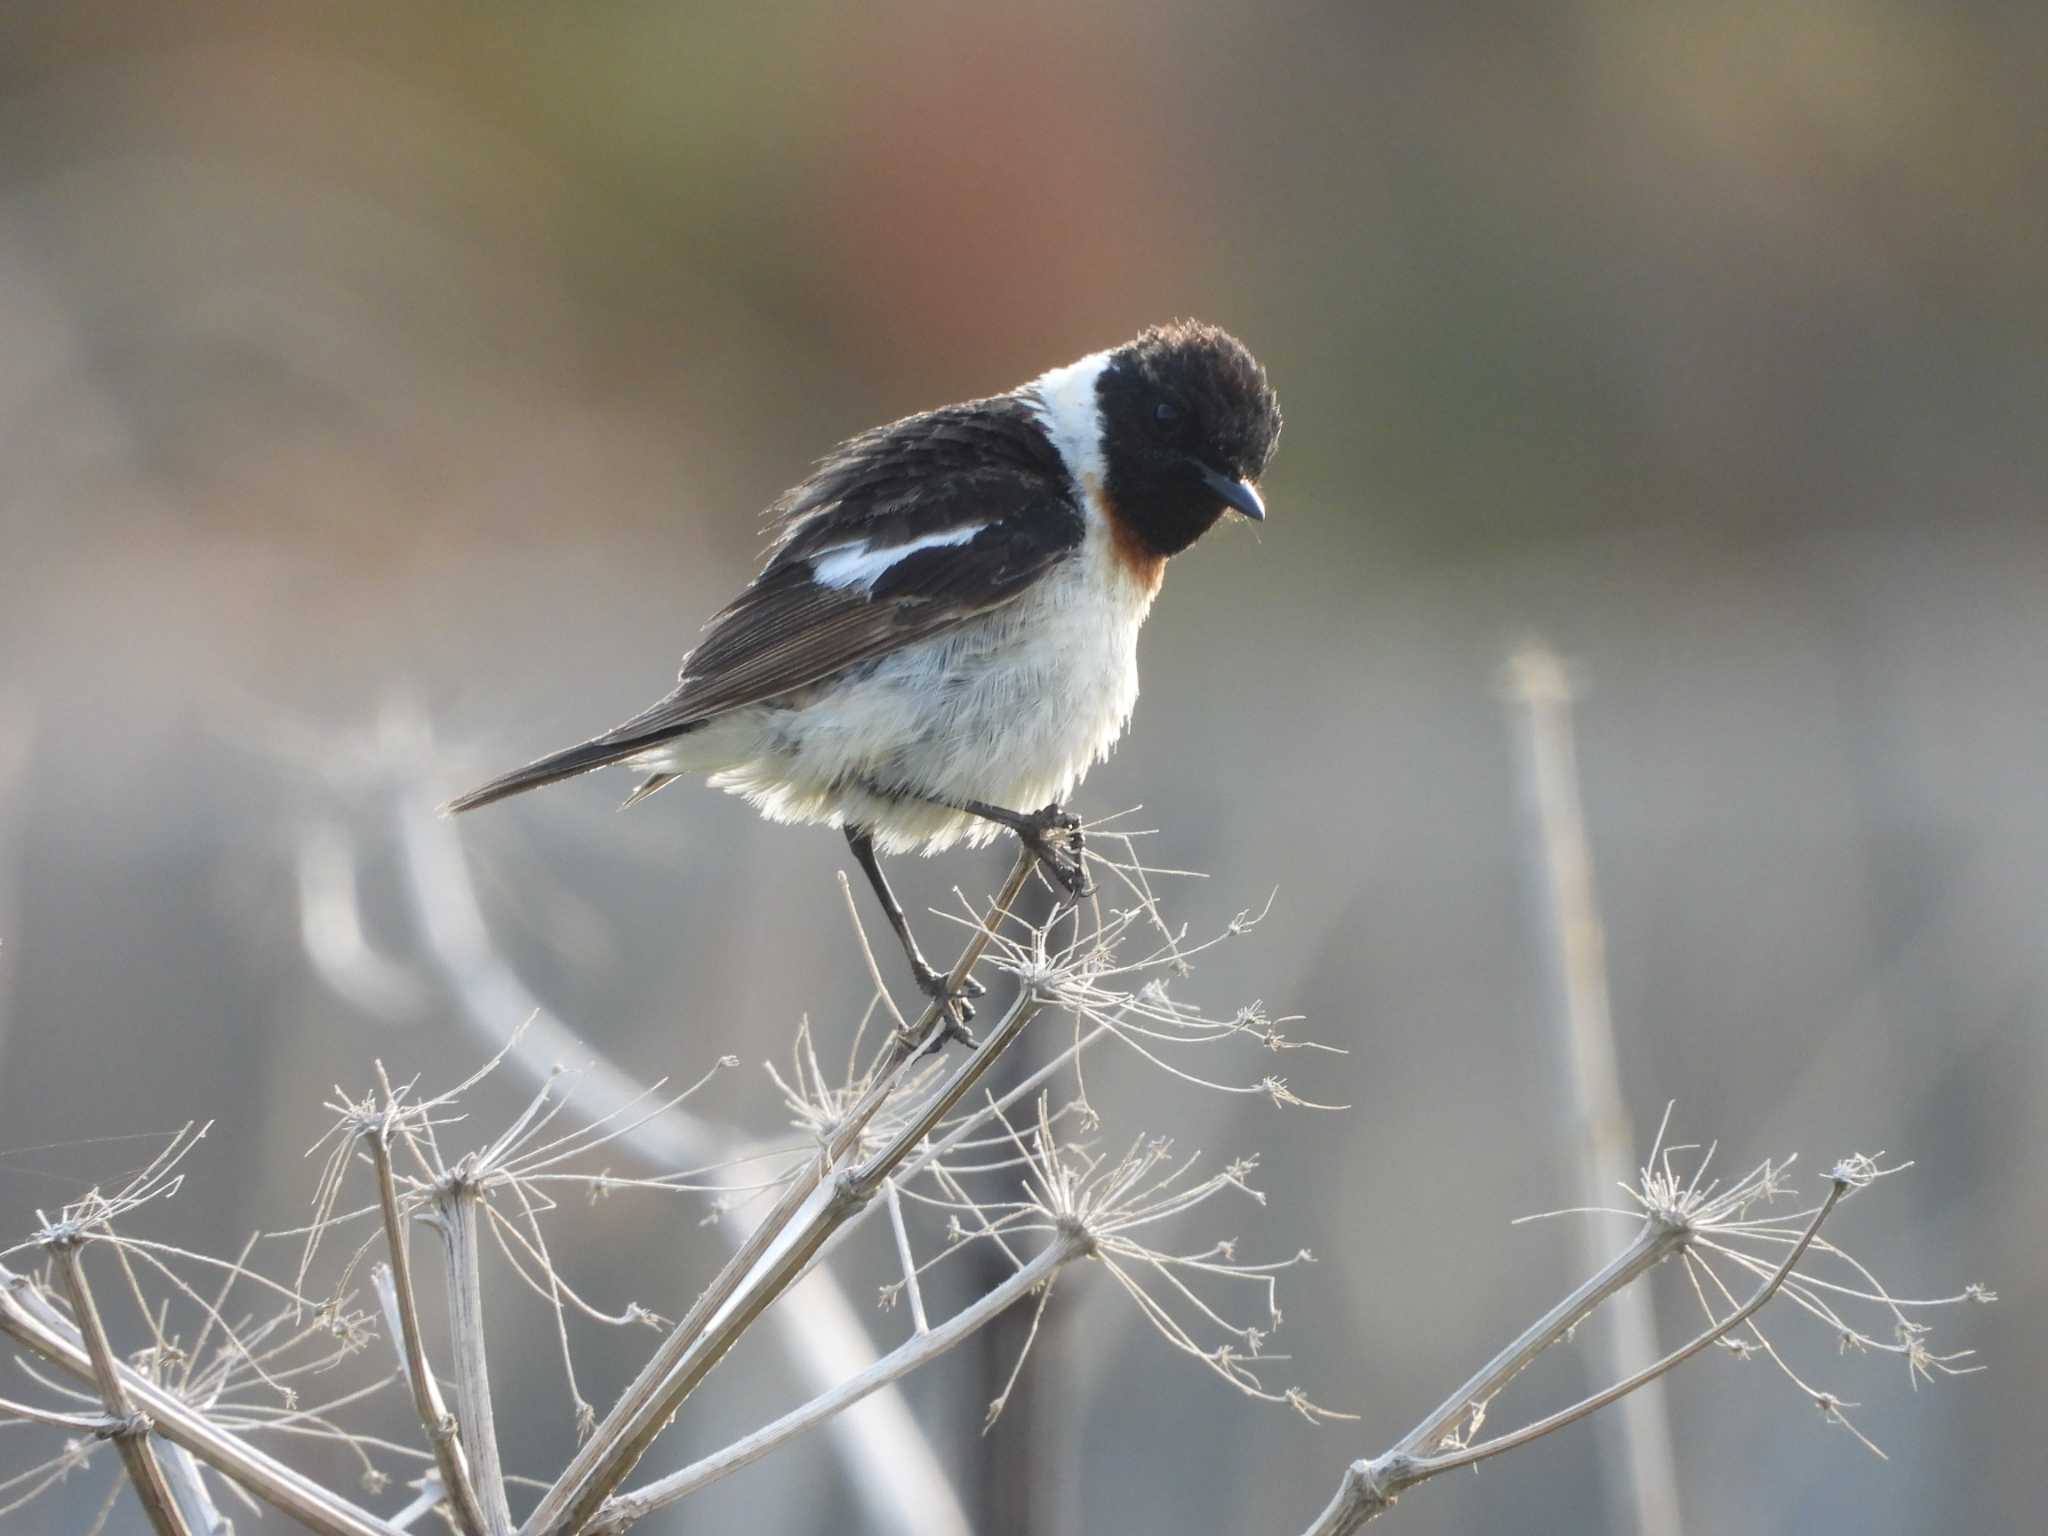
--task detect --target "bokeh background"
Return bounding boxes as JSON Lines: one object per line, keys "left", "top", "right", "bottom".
{"left": 3, "top": 4, "right": 2043, "bottom": 1532}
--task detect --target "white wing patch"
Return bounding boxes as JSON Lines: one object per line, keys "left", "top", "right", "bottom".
{"left": 808, "top": 524, "right": 985, "bottom": 591}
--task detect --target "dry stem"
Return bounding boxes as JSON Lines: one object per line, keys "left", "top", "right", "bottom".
{"left": 884, "top": 1178, "right": 930, "bottom": 1334}
{"left": 436, "top": 1183, "right": 515, "bottom": 1535}
{"left": 49, "top": 1241, "right": 192, "bottom": 1536}
{"left": 593, "top": 1228, "right": 1091, "bottom": 1532}
{"left": 1303, "top": 1171, "right": 1851, "bottom": 1533}
{"left": 523, "top": 847, "right": 1037, "bottom": 1536}
{"left": 0, "top": 1265, "right": 406, "bottom": 1536}
{"left": 366, "top": 1102, "right": 493, "bottom": 1536}
{"left": 1, "top": 782, "right": 1979, "bottom": 1536}
{"left": 383, "top": 785, "right": 971, "bottom": 1534}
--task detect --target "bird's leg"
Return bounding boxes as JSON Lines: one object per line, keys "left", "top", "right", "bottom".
{"left": 951, "top": 798, "right": 1093, "bottom": 902}
{"left": 853, "top": 778, "right": 1091, "bottom": 904}
{"left": 843, "top": 826, "right": 986, "bottom": 1035}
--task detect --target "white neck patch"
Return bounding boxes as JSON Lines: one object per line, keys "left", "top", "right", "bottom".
{"left": 1026, "top": 350, "right": 1110, "bottom": 503}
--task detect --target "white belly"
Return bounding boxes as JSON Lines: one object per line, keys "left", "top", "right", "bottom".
{"left": 639, "top": 524, "right": 1157, "bottom": 854}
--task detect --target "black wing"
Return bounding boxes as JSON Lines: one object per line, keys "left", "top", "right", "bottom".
{"left": 443, "top": 397, "right": 1079, "bottom": 813}
{"left": 616, "top": 395, "right": 1079, "bottom": 731}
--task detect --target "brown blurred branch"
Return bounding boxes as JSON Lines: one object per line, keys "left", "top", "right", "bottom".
{"left": 1506, "top": 641, "right": 1684, "bottom": 1534}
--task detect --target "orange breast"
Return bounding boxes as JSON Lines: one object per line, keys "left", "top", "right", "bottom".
{"left": 1092, "top": 482, "right": 1167, "bottom": 596}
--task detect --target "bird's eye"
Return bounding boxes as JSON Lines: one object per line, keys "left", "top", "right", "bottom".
{"left": 1152, "top": 400, "right": 1184, "bottom": 434}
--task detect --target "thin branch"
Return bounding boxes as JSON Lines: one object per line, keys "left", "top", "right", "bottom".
{"left": 50, "top": 1241, "right": 193, "bottom": 1536}
{"left": 161, "top": 1444, "right": 232, "bottom": 1536}
{"left": 386, "top": 787, "right": 973, "bottom": 1536}
{"left": 366, "top": 1100, "right": 492, "bottom": 1536}
{"left": 1425, "top": 1176, "right": 1846, "bottom": 1472}
{"left": 561, "top": 974, "right": 1049, "bottom": 1536}
{"left": 1406, "top": 1220, "right": 1682, "bottom": 1463}
{"left": 837, "top": 870, "right": 910, "bottom": 1035}
{"left": 806, "top": 1018, "right": 1118, "bottom": 1287}
{"left": 523, "top": 848, "right": 1038, "bottom": 1536}
{"left": 0, "top": 1395, "right": 119, "bottom": 1433}
{"left": 391, "top": 1474, "right": 447, "bottom": 1532}
{"left": 884, "top": 1179, "right": 930, "bottom": 1333}
{"left": 591, "top": 1230, "right": 1088, "bottom": 1532}
{"left": 1303, "top": 1172, "right": 1851, "bottom": 1533}
{"left": 435, "top": 1183, "right": 515, "bottom": 1535}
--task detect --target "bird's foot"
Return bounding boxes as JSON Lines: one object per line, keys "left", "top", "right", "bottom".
{"left": 912, "top": 960, "right": 985, "bottom": 1046}
{"left": 1018, "top": 804, "right": 1092, "bottom": 902}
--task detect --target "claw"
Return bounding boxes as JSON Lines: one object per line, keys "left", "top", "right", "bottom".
{"left": 934, "top": 1013, "right": 978, "bottom": 1051}
{"left": 912, "top": 961, "right": 983, "bottom": 1029}
{"left": 1019, "top": 804, "right": 1091, "bottom": 902}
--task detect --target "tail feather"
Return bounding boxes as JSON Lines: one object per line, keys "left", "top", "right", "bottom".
{"left": 441, "top": 733, "right": 678, "bottom": 815}
{"left": 619, "top": 773, "right": 679, "bottom": 810}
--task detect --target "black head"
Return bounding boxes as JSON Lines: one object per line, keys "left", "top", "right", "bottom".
{"left": 1094, "top": 320, "right": 1281, "bottom": 558}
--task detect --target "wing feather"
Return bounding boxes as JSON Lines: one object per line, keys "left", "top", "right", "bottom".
{"left": 443, "top": 396, "right": 1081, "bottom": 813}
{"left": 593, "top": 401, "right": 1081, "bottom": 745}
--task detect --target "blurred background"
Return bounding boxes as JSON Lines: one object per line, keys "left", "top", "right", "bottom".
{"left": 2, "top": 3, "right": 2042, "bottom": 1532}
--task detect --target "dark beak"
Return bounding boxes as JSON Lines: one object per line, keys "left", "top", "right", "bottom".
{"left": 1194, "top": 462, "right": 1266, "bottom": 521}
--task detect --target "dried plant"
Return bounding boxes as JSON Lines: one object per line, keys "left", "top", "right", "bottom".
{"left": 0, "top": 777, "right": 1990, "bottom": 1533}
{"left": 1302, "top": 1110, "right": 1992, "bottom": 1533}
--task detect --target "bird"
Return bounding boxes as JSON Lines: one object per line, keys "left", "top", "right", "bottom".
{"left": 445, "top": 319, "right": 1280, "bottom": 1024}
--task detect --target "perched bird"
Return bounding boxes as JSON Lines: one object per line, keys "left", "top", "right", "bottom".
{"left": 446, "top": 320, "right": 1280, "bottom": 1020}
